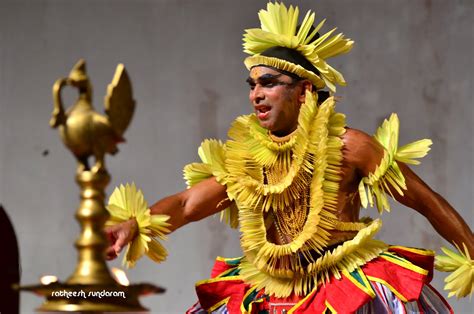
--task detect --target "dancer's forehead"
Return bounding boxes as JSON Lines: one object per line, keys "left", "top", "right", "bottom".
{"left": 247, "top": 66, "right": 294, "bottom": 83}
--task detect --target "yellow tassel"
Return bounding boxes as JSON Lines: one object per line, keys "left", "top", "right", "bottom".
{"left": 435, "top": 243, "right": 474, "bottom": 298}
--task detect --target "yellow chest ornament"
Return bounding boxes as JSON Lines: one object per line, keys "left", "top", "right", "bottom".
{"left": 225, "top": 93, "right": 344, "bottom": 264}
{"left": 184, "top": 92, "right": 387, "bottom": 297}
{"left": 223, "top": 93, "right": 386, "bottom": 297}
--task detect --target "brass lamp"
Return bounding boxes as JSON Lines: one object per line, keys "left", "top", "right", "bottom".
{"left": 18, "top": 60, "right": 164, "bottom": 312}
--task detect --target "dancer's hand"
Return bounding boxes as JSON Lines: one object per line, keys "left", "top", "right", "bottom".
{"left": 105, "top": 218, "right": 138, "bottom": 260}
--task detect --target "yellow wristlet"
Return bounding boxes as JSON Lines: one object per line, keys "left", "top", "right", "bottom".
{"left": 435, "top": 243, "right": 473, "bottom": 298}
{"left": 106, "top": 183, "right": 170, "bottom": 268}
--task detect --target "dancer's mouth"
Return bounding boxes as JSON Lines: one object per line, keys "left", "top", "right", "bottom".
{"left": 255, "top": 105, "right": 271, "bottom": 120}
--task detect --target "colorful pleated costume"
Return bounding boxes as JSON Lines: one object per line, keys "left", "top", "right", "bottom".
{"left": 187, "top": 247, "right": 452, "bottom": 313}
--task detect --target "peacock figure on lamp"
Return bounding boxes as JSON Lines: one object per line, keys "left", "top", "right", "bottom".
{"left": 50, "top": 59, "right": 134, "bottom": 174}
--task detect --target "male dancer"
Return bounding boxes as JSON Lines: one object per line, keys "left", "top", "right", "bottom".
{"left": 106, "top": 2, "right": 473, "bottom": 312}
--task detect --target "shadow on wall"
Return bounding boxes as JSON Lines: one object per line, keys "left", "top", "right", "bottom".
{"left": 0, "top": 205, "right": 20, "bottom": 314}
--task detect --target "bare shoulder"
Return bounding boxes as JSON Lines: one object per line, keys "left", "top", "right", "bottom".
{"left": 342, "top": 128, "right": 372, "bottom": 145}
{"left": 342, "top": 128, "right": 385, "bottom": 177}
{"left": 342, "top": 128, "right": 381, "bottom": 156}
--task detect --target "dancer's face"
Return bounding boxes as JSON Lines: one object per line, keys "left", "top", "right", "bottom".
{"left": 247, "top": 66, "right": 310, "bottom": 136}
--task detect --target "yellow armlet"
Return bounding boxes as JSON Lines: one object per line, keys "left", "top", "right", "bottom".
{"left": 183, "top": 139, "right": 238, "bottom": 228}
{"left": 358, "top": 114, "right": 432, "bottom": 213}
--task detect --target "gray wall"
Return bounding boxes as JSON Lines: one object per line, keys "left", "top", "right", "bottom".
{"left": 0, "top": 0, "right": 472, "bottom": 312}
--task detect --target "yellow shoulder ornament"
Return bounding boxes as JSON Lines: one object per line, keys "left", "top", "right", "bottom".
{"left": 183, "top": 139, "right": 239, "bottom": 228}
{"left": 358, "top": 114, "right": 432, "bottom": 213}
{"left": 106, "top": 183, "right": 170, "bottom": 268}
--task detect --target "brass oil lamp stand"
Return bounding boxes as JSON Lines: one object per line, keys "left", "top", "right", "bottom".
{"left": 18, "top": 60, "right": 164, "bottom": 312}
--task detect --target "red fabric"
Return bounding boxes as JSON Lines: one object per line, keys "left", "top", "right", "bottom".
{"left": 194, "top": 246, "right": 435, "bottom": 313}
{"left": 210, "top": 259, "right": 235, "bottom": 278}
{"left": 389, "top": 247, "right": 435, "bottom": 281}
{"left": 362, "top": 256, "right": 428, "bottom": 302}
{"left": 292, "top": 274, "right": 373, "bottom": 314}
{"left": 268, "top": 294, "right": 303, "bottom": 313}
{"left": 195, "top": 278, "right": 249, "bottom": 312}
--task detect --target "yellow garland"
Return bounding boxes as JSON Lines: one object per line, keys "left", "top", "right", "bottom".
{"left": 106, "top": 183, "right": 170, "bottom": 268}
{"left": 358, "top": 114, "right": 432, "bottom": 213}
{"left": 435, "top": 243, "right": 474, "bottom": 298}
{"left": 239, "top": 220, "right": 388, "bottom": 298}
{"left": 243, "top": 2, "right": 354, "bottom": 92}
{"left": 183, "top": 93, "right": 436, "bottom": 298}
{"left": 222, "top": 92, "right": 358, "bottom": 297}
{"left": 225, "top": 92, "right": 344, "bottom": 213}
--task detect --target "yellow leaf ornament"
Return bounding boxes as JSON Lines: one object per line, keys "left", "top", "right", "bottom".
{"left": 358, "top": 114, "right": 432, "bottom": 213}
{"left": 435, "top": 243, "right": 474, "bottom": 298}
{"left": 106, "top": 183, "right": 170, "bottom": 268}
{"left": 243, "top": 2, "right": 354, "bottom": 92}
{"left": 184, "top": 139, "right": 239, "bottom": 229}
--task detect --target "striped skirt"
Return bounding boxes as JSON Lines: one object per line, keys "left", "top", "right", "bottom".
{"left": 187, "top": 246, "right": 452, "bottom": 313}
{"left": 188, "top": 282, "right": 451, "bottom": 313}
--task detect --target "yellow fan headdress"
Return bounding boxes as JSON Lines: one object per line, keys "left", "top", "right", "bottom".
{"left": 243, "top": 2, "right": 354, "bottom": 92}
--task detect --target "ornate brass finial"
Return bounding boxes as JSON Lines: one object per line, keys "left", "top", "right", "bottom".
{"left": 51, "top": 59, "right": 135, "bottom": 174}
{"left": 18, "top": 60, "right": 163, "bottom": 312}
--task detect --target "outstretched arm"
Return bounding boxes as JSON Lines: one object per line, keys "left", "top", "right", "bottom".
{"left": 394, "top": 163, "right": 473, "bottom": 255}
{"left": 149, "top": 177, "right": 231, "bottom": 232}
{"left": 105, "top": 177, "right": 230, "bottom": 259}
{"left": 344, "top": 128, "right": 473, "bottom": 255}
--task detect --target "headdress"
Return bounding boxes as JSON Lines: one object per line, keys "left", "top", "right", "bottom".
{"left": 243, "top": 2, "right": 354, "bottom": 92}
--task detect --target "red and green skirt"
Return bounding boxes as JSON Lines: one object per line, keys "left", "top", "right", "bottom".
{"left": 186, "top": 246, "right": 452, "bottom": 314}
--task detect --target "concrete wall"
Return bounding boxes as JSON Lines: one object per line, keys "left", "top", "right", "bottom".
{"left": 0, "top": 0, "right": 472, "bottom": 312}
